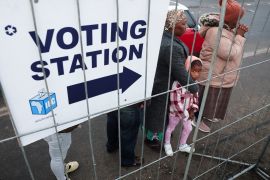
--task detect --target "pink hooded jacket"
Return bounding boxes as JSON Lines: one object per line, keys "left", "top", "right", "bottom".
{"left": 198, "top": 14, "right": 246, "bottom": 88}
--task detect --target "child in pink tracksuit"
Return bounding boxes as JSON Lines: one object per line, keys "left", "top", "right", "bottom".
{"left": 164, "top": 56, "right": 202, "bottom": 156}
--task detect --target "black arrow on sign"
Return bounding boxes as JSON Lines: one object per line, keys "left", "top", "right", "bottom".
{"left": 67, "top": 67, "right": 141, "bottom": 104}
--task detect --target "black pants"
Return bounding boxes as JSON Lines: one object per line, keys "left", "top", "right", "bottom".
{"left": 106, "top": 105, "right": 141, "bottom": 165}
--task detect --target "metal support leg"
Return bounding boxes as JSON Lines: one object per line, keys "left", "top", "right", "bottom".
{"left": 253, "top": 135, "right": 270, "bottom": 179}
{"left": 227, "top": 164, "right": 256, "bottom": 180}
{"left": 192, "top": 153, "right": 252, "bottom": 166}
{"left": 255, "top": 167, "right": 270, "bottom": 180}
{"left": 227, "top": 135, "right": 270, "bottom": 179}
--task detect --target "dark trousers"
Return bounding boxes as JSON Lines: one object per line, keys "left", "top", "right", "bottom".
{"left": 106, "top": 105, "right": 141, "bottom": 165}
{"left": 195, "top": 85, "right": 204, "bottom": 119}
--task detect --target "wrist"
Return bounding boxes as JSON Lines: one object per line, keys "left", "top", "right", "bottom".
{"left": 237, "top": 33, "right": 244, "bottom": 37}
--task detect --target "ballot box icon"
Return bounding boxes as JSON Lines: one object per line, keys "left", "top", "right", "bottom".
{"left": 29, "top": 91, "right": 57, "bottom": 115}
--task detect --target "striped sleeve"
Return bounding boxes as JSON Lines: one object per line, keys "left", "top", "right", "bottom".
{"left": 191, "top": 92, "right": 199, "bottom": 112}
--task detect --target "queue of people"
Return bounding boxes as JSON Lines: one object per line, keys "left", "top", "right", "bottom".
{"left": 144, "top": 8, "right": 199, "bottom": 152}
{"left": 44, "top": 0, "right": 248, "bottom": 179}
{"left": 120, "top": 0, "right": 247, "bottom": 161}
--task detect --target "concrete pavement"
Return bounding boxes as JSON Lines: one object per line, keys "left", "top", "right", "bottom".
{"left": 1, "top": 1, "right": 270, "bottom": 179}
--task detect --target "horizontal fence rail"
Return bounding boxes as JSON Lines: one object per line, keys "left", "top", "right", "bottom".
{"left": 0, "top": 0, "right": 269, "bottom": 179}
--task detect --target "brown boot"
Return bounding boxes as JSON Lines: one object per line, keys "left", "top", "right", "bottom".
{"left": 198, "top": 121, "right": 210, "bottom": 133}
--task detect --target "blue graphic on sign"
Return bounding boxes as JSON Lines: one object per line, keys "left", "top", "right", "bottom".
{"left": 5, "top": 25, "right": 17, "bottom": 36}
{"left": 29, "top": 90, "right": 57, "bottom": 115}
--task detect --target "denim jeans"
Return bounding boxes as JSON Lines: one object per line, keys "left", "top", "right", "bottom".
{"left": 106, "top": 105, "right": 141, "bottom": 165}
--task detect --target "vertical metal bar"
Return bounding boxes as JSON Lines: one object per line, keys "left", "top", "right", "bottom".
{"left": 139, "top": 0, "right": 151, "bottom": 179}
{"left": 196, "top": 2, "right": 262, "bottom": 177}
{"left": 74, "top": 0, "right": 97, "bottom": 179}
{"left": 194, "top": 0, "right": 203, "bottom": 23}
{"left": 115, "top": 0, "right": 122, "bottom": 176}
{"left": 196, "top": 0, "right": 246, "bottom": 176}
{"left": 29, "top": 0, "right": 67, "bottom": 178}
{"left": 267, "top": 45, "right": 270, "bottom": 54}
{"left": 262, "top": 8, "right": 270, "bottom": 55}
{"left": 170, "top": 0, "right": 203, "bottom": 177}
{"left": 254, "top": 8, "right": 270, "bottom": 56}
{"left": 255, "top": 135, "right": 270, "bottom": 168}
{"left": 183, "top": 1, "right": 228, "bottom": 179}
{"left": 173, "top": 1, "right": 203, "bottom": 178}
{"left": 156, "top": 0, "right": 184, "bottom": 179}
{"left": 250, "top": 124, "right": 270, "bottom": 180}
{"left": 196, "top": 2, "right": 244, "bottom": 174}
{"left": 216, "top": 0, "right": 262, "bottom": 177}
{"left": 169, "top": 3, "right": 183, "bottom": 179}
{"left": 0, "top": 83, "right": 35, "bottom": 180}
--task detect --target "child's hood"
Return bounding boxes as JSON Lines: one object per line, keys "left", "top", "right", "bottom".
{"left": 185, "top": 56, "right": 202, "bottom": 71}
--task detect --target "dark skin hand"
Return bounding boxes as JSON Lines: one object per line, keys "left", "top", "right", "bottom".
{"left": 188, "top": 108, "right": 195, "bottom": 120}
{"left": 237, "top": 24, "right": 249, "bottom": 37}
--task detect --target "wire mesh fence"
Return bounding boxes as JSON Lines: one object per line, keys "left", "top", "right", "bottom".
{"left": 0, "top": 0, "right": 270, "bottom": 180}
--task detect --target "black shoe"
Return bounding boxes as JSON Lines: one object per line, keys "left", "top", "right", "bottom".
{"left": 106, "top": 143, "right": 118, "bottom": 153}
{"left": 121, "top": 156, "right": 143, "bottom": 167}
{"left": 144, "top": 138, "right": 162, "bottom": 152}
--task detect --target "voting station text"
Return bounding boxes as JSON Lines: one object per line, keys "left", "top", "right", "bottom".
{"left": 29, "top": 20, "right": 146, "bottom": 80}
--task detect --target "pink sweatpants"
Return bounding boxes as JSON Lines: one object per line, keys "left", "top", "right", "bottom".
{"left": 165, "top": 115, "right": 192, "bottom": 145}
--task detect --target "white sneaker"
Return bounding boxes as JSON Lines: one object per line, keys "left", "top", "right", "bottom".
{"left": 65, "top": 161, "right": 79, "bottom": 173}
{"left": 164, "top": 143, "right": 173, "bottom": 156}
{"left": 179, "top": 144, "right": 195, "bottom": 153}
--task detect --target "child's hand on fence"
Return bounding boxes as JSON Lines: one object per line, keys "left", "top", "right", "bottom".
{"left": 188, "top": 109, "right": 195, "bottom": 120}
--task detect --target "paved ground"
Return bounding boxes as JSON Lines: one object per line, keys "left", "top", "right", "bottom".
{"left": 1, "top": 1, "right": 270, "bottom": 180}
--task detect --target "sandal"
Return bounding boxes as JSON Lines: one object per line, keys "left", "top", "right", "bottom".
{"left": 65, "top": 161, "right": 79, "bottom": 173}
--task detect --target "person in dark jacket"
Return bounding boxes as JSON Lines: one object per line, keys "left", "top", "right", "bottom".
{"left": 145, "top": 9, "right": 198, "bottom": 150}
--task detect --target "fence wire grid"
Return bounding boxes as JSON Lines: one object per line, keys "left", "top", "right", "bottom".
{"left": 0, "top": 0, "right": 270, "bottom": 180}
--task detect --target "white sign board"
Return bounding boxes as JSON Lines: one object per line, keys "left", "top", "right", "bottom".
{"left": 0, "top": 0, "right": 169, "bottom": 146}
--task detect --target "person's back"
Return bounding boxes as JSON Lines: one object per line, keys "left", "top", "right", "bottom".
{"left": 199, "top": 26, "right": 245, "bottom": 88}
{"left": 178, "top": 28, "right": 204, "bottom": 57}
{"left": 194, "top": 0, "right": 248, "bottom": 131}
{"left": 152, "top": 31, "right": 191, "bottom": 95}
